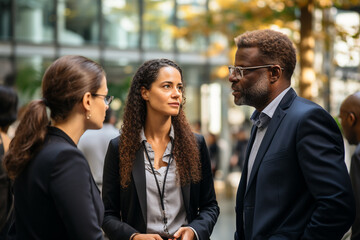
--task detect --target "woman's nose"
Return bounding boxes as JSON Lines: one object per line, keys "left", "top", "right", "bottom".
{"left": 172, "top": 88, "right": 181, "bottom": 97}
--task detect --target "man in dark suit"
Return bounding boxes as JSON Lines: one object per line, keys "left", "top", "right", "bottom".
{"left": 229, "top": 29, "right": 355, "bottom": 240}
{"left": 339, "top": 92, "right": 360, "bottom": 240}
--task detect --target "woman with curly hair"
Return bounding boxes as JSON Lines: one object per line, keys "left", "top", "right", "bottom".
{"left": 3, "top": 55, "right": 112, "bottom": 239}
{"left": 102, "top": 59, "right": 219, "bottom": 240}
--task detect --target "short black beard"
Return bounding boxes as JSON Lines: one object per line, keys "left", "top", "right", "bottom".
{"left": 237, "top": 76, "right": 270, "bottom": 110}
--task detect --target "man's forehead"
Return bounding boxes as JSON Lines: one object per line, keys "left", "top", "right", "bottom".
{"left": 235, "top": 47, "right": 260, "bottom": 62}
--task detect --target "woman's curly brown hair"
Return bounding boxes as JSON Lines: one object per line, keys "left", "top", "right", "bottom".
{"left": 119, "top": 59, "right": 201, "bottom": 188}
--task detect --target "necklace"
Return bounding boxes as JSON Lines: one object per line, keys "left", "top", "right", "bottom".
{"left": 142, "top": 140, "right": 174, "bottom": 235}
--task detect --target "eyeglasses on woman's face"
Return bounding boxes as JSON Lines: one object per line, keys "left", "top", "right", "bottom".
{"left": 91, "top": 93, "right": 114, "bottom": 105}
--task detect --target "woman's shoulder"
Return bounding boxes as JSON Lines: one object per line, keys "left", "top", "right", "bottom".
{"left": 193, "top": 132, "right": 205, "bottom": 143}
{"left": 192, "top": 132, "right": 207, "bottom": 151}
{"left": 38, "top": 136, "right": 83, "bottom": 166}
{"left": 109, "top": 135, "right": 120, "bottom": 146}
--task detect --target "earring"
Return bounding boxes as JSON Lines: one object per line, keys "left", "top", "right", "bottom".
{"left": 86, "top": 114, "right": 91, "bottom": 119}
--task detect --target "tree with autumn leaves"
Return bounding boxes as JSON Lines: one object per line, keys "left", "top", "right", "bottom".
{"left": 175, "top": 0, "right": 360, "bottom": 105}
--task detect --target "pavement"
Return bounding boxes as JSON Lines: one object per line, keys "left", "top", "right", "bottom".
{"left": 211, "top": 192, "right": 236, "bottom": 240}
{"left": 210, "top": 176, "right": 239, "bottom": 240}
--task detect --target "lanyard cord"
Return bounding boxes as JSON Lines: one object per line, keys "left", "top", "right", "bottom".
{"left": 142, "top": 140, "right": 174, "bottom": 225}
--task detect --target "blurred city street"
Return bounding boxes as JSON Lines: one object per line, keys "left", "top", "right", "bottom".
{"left": 211, "top": 190, "right": 237, "bottom": 240}
{"left": 210, "top": 174, "right": 240, "bottom": 240}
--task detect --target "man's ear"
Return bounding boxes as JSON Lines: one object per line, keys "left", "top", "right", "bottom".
{"left": 348, "top": 112, "right": 357, "bottom": 126}
{"left": 82, "top": 92, "right": 92, "bottom": 111}
{"left": 269, "top": 66, "right": 281, "bottom": 83}
{"left": 141, "top": 86, "right": 149, "bottom": 101}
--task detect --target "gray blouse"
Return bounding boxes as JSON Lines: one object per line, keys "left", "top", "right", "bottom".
{"left": 140, "top": 126, "right": 187, "bottom": 238}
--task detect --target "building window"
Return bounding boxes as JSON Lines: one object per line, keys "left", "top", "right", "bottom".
{"left": 102, "top": 0, "right": 139, "bottom": 49}
{"left": 143, "top": 0, "right": 175, "bottom": 51}
{"left": 176, "top": 0, "right": 208, "bottom": 52}
{"left": 15, "top": 0, "right": 55, "bottom": 43}
{"left": 0, "top": 0, "right": 12, "bottom": 41}
{"left": 57, "top": 0, "right": 99, "bottom": 45}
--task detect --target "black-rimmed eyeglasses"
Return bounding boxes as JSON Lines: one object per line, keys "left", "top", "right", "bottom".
{"left": 228, "top": 65, "right": 284, "bottom": 79}
{"left": 91, "top": 93, "right": 114, "bottom": 105}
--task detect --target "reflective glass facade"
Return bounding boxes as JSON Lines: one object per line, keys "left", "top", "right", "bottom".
{"left": 0, "top": 0, "right": 12, "bottom": 41}
{"left": 102, "top": 0, "right": 139, "bottom": 49}
{"left": 177, "top": 0, "right": 208, "bottom": 52}
{"left": 0, "top": 0, "right": 227, "bottom": 123}
{"left": 143, "top": 0, "right": 174, "bottom": 51}
{"left": 15, "top": 0, "right": 55, "bottom": 43}
{"left": 58, "top": 0, "right": 99, "bottom": 45}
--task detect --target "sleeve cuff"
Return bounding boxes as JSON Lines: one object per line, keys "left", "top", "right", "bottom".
{"left": 187, "top": 226, "right": 199, "bottom": 240}
{"left": 129, "top": 233, "right": 139, "bottom": 240}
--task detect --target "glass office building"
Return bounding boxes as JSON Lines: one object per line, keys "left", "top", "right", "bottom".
{"left": 0, "top": 0, "right": 228, "bottom": 123}
{"left": 1, "top": 0, "right": 359, "bottom": 178}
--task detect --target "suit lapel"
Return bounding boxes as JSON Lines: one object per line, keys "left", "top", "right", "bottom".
{"left": 181, "top": 185, "right": 190, "bottom": 218}
{"left": 236, "top": 125, "right": 257, "bottom": 203}
{"left": 242, "top": 125, "right": 258, "bottom": 184}
{"left": 132, "top": 147, "right": 147, "bottom": 226}
{"left": 245, "top": 88, "right": 297, "bottom": 197}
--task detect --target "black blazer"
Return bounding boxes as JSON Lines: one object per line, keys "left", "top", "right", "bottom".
{"left": 350, "top": 145, "right": 360, "bottom": 240}
{"left": 13, "top": 127, "right": 104, "bottom": 240}
{"left": 102, "top": 133, "right": 219, "bottom": 240}
{"left": 235, "top": 88, "right": 355, "bottom": 240}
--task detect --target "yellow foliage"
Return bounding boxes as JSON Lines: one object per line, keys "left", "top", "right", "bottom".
{"left": 228, "top": 46, "right": 238, "bottom": 65}
{"left": 206, "top": 42, "right": 226, "bottom": 57}
{"left": 317, "top": 0, "right": 333, "bottom": 7}
{"left": 214, "top": 65, "right": 230, "bottom": 79}
{"left": 296, "top": 0, "right": 310, "bottom": 8}
{"left": 215, "top": 0, "right": 238, "bottom": 8}
{"left": 178, "top": 5, "right": 200, "bottom": 19}
{"left": 172, "top": 26, "right": 189, "bottom": 38}
{"left": 273, "top": 19, "right": 285, "bottom": 28}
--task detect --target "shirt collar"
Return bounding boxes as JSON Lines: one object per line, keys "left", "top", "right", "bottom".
{"left": 250, "top": 86, "right": 291, "bottom": 129}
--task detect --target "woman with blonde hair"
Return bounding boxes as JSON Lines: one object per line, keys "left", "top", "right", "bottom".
{"left": 4, "top": 55, "right": 112, "bottom": 240}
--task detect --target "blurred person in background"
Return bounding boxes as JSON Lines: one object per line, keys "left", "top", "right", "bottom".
{"left": 229, "top": 29, "right": 354, "bottom": 240}
{"left": 339, "top": 92, "right": 360, "bottom": 240}
{"left": 102, "top": 59, "right": 219, "bottom": 240}
{"left": 229, "top": 128, "right": 248, "bottom": 172}
{"left": 0, "top": 85, "right": 18, "bottom": 239}
{"left": 206, "top": 133, "right": 219, "bottom": 178}
{"left": 3, "top": 55, "right": 111, "bottom": 240}
{"left": 191, "top": 120, "right": 202, "bottom": 134}
{"left": 78, "top": 108, "right": 119, "bottom": 191}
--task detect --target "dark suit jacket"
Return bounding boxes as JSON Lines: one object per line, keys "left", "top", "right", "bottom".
{"left": 235, "top": 88, "right": 355, "bottom": 240}
{"left": 102, "top": 133, "right": 219, "bottom": 240}
{"left": 14, "top": 127, "right": 104, "bottom": 240}
{"left": 350, "top": 144, "right": 360, "bottom": 240}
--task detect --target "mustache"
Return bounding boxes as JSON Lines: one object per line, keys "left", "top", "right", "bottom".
{"left": 232, "top": 84, "right": 240, "bottom": 91}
